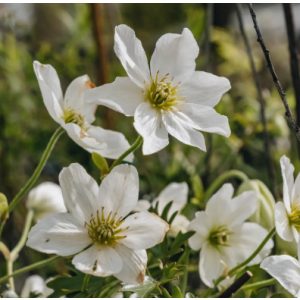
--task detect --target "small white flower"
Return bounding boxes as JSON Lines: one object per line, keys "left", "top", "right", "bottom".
{"left": 26, "top": 163, "right": 168, "bottom": 284}
{"left": 21, "top": 275, "right": 53, "bottom": 298}
{"left": 261, "top": 251, "right": 300, "bottom": 297}
{"left": 86, "top": 25, "right": 231, "bottom": 155}
{"left": 275, "top": 155, "right": 300, "bottom": 242}
{"left": 188, "top": 183, "right": 273, "bottom": 287}
{"left": 135, "top": 182, "right": 189, "bottom": 236}
{"left": 26, "top": 182, "right": 66, "bottom": 220}
{"left": 33, "top": 61, "right": 132, "bottom": 160}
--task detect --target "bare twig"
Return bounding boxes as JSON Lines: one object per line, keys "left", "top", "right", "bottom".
{"left": 283, "top": 4, "right": 300, "bottom": 129}
{"left": 235, "top": 4, "right": 275, "bottom": 194}
{"left": 248, "top": 4, "right": 300, "bottom": 143}
{"left": 218, "top": 271, "right": 253, "bottom": 298}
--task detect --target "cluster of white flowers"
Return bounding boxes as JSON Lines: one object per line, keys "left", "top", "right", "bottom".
{"left": 20, "top": 24, "right": 299, "bottom": 297}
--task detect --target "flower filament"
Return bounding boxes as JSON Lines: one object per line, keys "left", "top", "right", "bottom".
{"left": 85, "top": 208, "right": 126, "bottom": 246}
{"left": 289, "top": 203, "right": 300, "bottom": 231}
{"left": 209, "top": 226, "right": 231, "bottom": 246}
{"left": 63, "top": 108, "right": 86, "bottom": 129}
{"left": 146, "top": 73, "right": 178, "bottom": 110}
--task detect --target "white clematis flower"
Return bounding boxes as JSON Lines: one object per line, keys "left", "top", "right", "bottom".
{"left": 188, "top": 183, "right": 273, "bottom": 288}
{"left": 86, "top": 25, "right": 231, "bottom": 155}
{"left": 135, "top": 182, "right": 189, "bottom": 236}
{"left": 33, "top": 61, "right": 132, "bottom": 160}
{"left": 275, "top": 155, "right": 300, "bottom": 243}
{"left": 26, "top": 163, "right": 168, "bottom": 284}
{"left": 26, "top": 182, "right": 66, "bottom": 220}
{"left": 21, "top": 275, "right": 53, "bottom": 298}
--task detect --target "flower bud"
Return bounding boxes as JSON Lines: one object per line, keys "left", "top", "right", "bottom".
{"left": 26, "top": 182, "right": 66, "bottom": 220}
{"left": 0, "top": 192, "right": 9, "bottom": 223}
{"left": 238, "top": 179, "right": 275, "bottom": 230}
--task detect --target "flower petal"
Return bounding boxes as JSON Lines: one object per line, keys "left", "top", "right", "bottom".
{"left": 169, "top": 215, "right": 190, "bottom": 237}
{"left": 134, "top": 199, "right": 151, "bottom": 212}
{"left": 293, "top": 173, "right": 300, "bottom": 207}
{"left": 33, "top": 61, "right": 64, "bottom": 124}
{"left": 275, "top": 201, "right": 294, "bottom": 242}
{"left": 72, "top": 245, "right": 123, "bottom": 277}
{"left": 180, "top": 71, "right": 231, "bottom": 107}
{"left": 64, "top": 75, "right": 97, "bottom": 123}
{"left": 26, "top": 213, "right": 90, "bottom": 256}
{"left": 200, "top": 242, "right": 225, "bottom": 288}
{"left": 178, "top": 103, "right": 230, "bottom": 137}
{"left": 161, "top": 110, "right": 206, "bottom": 151}
{"left": 120, "top": 211, "right": 169, "bottom": 250}
{"left": 114, "top": 245, "right": 147, "bottom": 284}
{"left": 85, "top": 77, "right": 143, "bottom": 117}
{"left": 154, "top": 182, "right": 188, "bottom": 216}
{"left": 134, "top": 103, "right": 169, "bottom": 155}
{"left": 261, "top": 255, "right": 300, "bottom": 297}
{"left": 59, "top": 163, "right": 99, "bottom": 225}
{"left": 114, "top": 25, "right": 150, "bottom": 88}
{"left": 98, "top": 164, "right": 139, "bottom": 218}
{"left": 21, "top": 275, "right": 53, "bottom": 298}
{"left": 150, "top": 28, "right": 199, "bottom": 83}
{"left": 280, "top": 155, "right": 294, "bottom": 212}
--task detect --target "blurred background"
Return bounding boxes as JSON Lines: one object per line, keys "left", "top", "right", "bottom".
{"left": 0, "top": 3, "right": 300, "bottom": 293}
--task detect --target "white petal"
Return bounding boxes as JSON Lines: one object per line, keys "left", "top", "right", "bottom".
{"left": 169, "top": 215, "right": 190, "bottom": 237}
{"left": 155, "top": 182, "right": 188, "bottom": 216}
{"left": 188, "top": 211, "right": 211, "bottom": 251}
{"left": 85, "top": 77, "right": 143, "bottom": 117}
{"left": 134, "top": 200, "right": 151, "bottom": 212}
{"left": 178, "top": 103, "right": 230, "bottom": 137}
{"left": 26, "top": 213, "right": 90, "bottom": 256}
{"left": 134, "top": 103, "right": 169, "bottom": 155}
{"left": 180, "top": 71, "right": 231, "bottom": 107}
{"left": 150, "top": 28, "right": 199, "bottom": 83}
{"left": 120, "top": 211, "right": 169, "bottom": 250}
{"left": 59, "top": 163, "right": 99, "bottom": 224}
{"left": 26, "top": 182, "right": 66, "bottom": 220}
{"left": 261, "top": 255, "right": 300, "bottom": 297}
{"left": 228, "top": 191, "right": 257, "bottom": 228}
{"left": 64, "top": 124, "right": 133, "bottom": 161}
{"left": 21, "top": 275, "right": 52, "bottom": 298}
{"left": 98, "top": 164, "right": 139, "bottom": 218}
{"left": 200, "top": 242, "right": 225, "bottom": 288}
{"left": 64, "top": 75, "right": 97, "bottom": 123}
{"left": 33, "top": 61, "right": 63, "bottom": 123}
{"left": 114, "top": 25, "right": 150, "bottom": 88}
{"left": 293, "top": 173, "right": 300, "bottom": 207}
{"left": 275, "top": 201, "right": 294, "bottom": 242}
{"left": 280, "top": 155, "right": 294, "bottom": 212}
{"left": 162, "top": 110, "right": 206, "bottom": 151}
{"left": 114, "top": 245, "right": 147, "bottom": 284}
{"left": 72, "top": 245, "right": 123, "bottom": 277}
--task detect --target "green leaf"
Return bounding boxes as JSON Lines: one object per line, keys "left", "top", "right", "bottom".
{"left": 91, "top": 152, "right": 109, "bottom": 175}
{"left": 161, "top": 201, "right": 173, "bottom": 221}
{"left": 168, "top": 231, "right": 195, "bottom": 257}
{"left": 0, "top": 193, "right": 8, "bottom": 222}
{"left": 172, "top": 285, "right": 184, "bottom": 298}
{"left": 121, "top": 276, "right": 157, "bottom": 297}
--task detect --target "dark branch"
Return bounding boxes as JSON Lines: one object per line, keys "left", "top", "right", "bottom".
{"left": 248, "top": 4, "right": 300, "bottom": 142}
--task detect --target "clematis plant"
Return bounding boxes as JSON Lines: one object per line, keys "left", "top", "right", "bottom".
{"left": 86, "top": 25, "right": 231, "bottom": 155}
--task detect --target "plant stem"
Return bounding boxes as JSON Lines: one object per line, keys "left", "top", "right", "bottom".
{"left": 8, "top": 127, "right": 64, "bottom": 214}
{"left": 241, "top": 278, "right": 276, "bottom": 292}
{"left": 180, "top": 246, "right": 190, "bottom": 295}
{"left": 214, "top": 227, "right": 275, "bottom": 287}
{"left": 0, "top": 256, "right": 59, "bottom": 285}
{"left": 204, "top": 170, "right": 248, "bottom": 200}
{"left": 110, "top": 136, "right": 143, "bottom": 170}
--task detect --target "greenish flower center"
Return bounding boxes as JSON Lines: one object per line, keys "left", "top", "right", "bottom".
{"left": 209, "top": 226, "right": 231, "bottom": 246}
{"left": 63, "top": 108, "right": 86, "bottom": 129}
{"left": 146, "top": 74, "right": 178, "bottom": 110}
{"left": 289, "top": 204, "right": 300, "bottom": 231}
{"left": 85, "top": 208, "right": 126, "bottom": 246}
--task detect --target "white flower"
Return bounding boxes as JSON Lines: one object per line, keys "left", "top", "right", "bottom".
{"left": 135, "top": 182, "right": 189, "bottom": 236}
{"left": 86, "top": 25, "right": 231, "bottom": 155}
{"left": 261, "top": 250, "right": 300, "bottom": 297}
{"left": 275, "top": 155, "right": 300, "bottom": 243}
{"left": 21, "top": 275, "right": 53, "bottom": 298}
{"left": 33, "top": 61, "right": 132, "bottom": 160}
{"left": 188, "top": 183, "right": 273, "bottom": 288}
{"left": 26, "top": 163, "right": 168, "bottom": 284}
{"left": 26, "top": 182, "right": 66, "bottom": 220}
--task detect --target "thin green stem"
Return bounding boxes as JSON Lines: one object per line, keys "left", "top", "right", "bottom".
{"left": 0, "top": 256, "right": 59, "bottom": 285}
{"left": 110, "top": 136, "right": 143, "bottom": 170}
{"left": 180, "top": 246, "right": 190, "bottom": 295}
{"left": 241, "top": 278, "right": 276, "bottom": 292}
{"left": 204, "top": 170, "right": 249, "bottom": 201}
{"left": 214, "top": 227, "right": 276, "bottom": 287}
